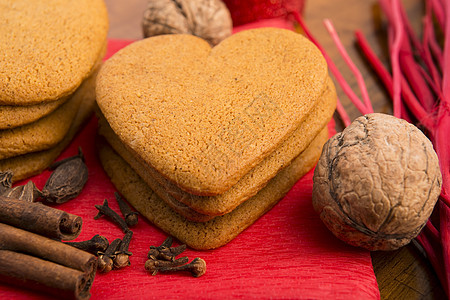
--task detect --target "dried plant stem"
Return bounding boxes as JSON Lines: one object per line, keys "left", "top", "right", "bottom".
{"left": 335, "top": 96, "right": 351, "bottom": 127}
{"left": 323, "top": 19, "right": 373, "bottom": 113}
{"left": 293, "top": 0, "right": 450, "bottom": 295}
{"left": 354, "top": 31, "right": 435, "bottom": 132}
{"left": 440, "top": 201, "right": 450, "bottom": 295}
{"left": 292, "top": 11, "right": 371, "bottom": 119}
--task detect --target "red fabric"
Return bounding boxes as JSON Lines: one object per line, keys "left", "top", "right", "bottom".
{"left": 0, "top": 20, "right": 380, "bottom": 299}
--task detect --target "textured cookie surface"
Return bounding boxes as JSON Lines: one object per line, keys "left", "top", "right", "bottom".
{"left": 99, "top": 121, "right": 328, "bottom": 221}
{"left": 98, "top": 127, "right": 328, "bottom": 249}
{"left": 0, "top": 0, "right": 108, "bottom": 105}
{"left": 0, "top": 75, "right": 97, "bottom": 182}
{"left": 0, "top": 43, "right": 106, "bottom": 130}
{"left": 96, "top": 28, "right": 328, "bottom": 196}
{"left": 98, "top": 77, "right": 335, "bottom": 216}
{"left": 0, "top": 70, "right": 97, "bottom": 160}
{"left": 0, "top": 98, "right": 67, "bottom": 130}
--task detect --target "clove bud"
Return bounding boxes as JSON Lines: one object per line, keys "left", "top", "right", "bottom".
{"left": 98, "top": 238, "right": 121, "bottom": 273}
{"left": 114, "top": 192, "right": 138, "bottom": 227}
{"left": 148, "top": 257, "right": 206, "bottom": 278}
{"left": 113, "top": 230, "right": 133, "bottom": 269}
{"left": 145, "top": 256, "right": 189, "bottom": 275}
{"left": 64, "top": 234, "right": 109, "bottom": 256}
{"left": 147, "top": 236, "right": 186, "bottom": 261}
{"left": 94, "top": 199, "right": 129, "bottom": 233}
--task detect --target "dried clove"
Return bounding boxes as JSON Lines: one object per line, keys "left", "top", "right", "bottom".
{"left": 148, "top": 236, "right": 186, "bottom": 261}
{"left": 113, "top": 230, "right": 133, "bottom": 269}
{"left": 114, "top": 192, "right": 138, "bottom": 227}
{"left": 1, "top": 181, "right": 42, "bottom": 202}
{"left": 159, "top": 244, "right": 186, "bottom": 261}
{"left": 151, "top": 257, "right": 206, "bottom": 278}
{"left": 64, "top": 235, "right": 109, "bottom": 256}
{"left": 42, "top": 148, "right": 88, "bottom": 204}
{"left": 147, "top": 237, "right": 171, "bottom": 260}
{"left": 0, "top": 171, "right": 13, "bottom": 195}
{"left": 144, "top": 256, "right": 189, "bottom": 276}
{"left": 97, "top": 238, "right": 121, "bottom": 273}
{"left": 94, "top": 199, "right": 129, "bottom": 233}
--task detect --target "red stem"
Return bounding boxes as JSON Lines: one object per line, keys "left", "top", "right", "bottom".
{"left": 423, "top": 4, "right": 443, "bottom": 92}
{"left": 425, "top": 219, "right": 441, "bottom": 244}
{"left": 430, "top": 0, "right": 445, "bottom": 32}
{"left": 417, "top": 65, "right": 441, "bottom": 100}
{"left": 355, "top": 31, "right": 435, "bottom": 132}
{"left": 336, "top": 96, "right": 352, "bottom": 127}
{"left": 436, "top": 0, "right": 450, "bottom": 296}
{"left": 416, "top": 230, "right": 448, "bottom": 295}
{"left": 440, "top": 201, "right": 450, "bottom": 294}
{"left": 389, "top": 0, "right": 403, "bottom": 118}
{"left": 323, "top": 19, "right": 374, "bottom": 113}
{"left": 398, "top": 0, "right": 422, "bottom": 53}
{"left": 436, "top": 0, "right": 450, "bottom": 204}
{"left": 398, "top": 33, "right": 436, "bottom": 113}
{"left": 292, "top": 11, "right": 371, "bottom": 115}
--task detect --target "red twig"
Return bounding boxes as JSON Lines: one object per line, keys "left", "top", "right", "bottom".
{"left": 430, "top": 0, "right": 445, "bottom": 32}
{"left": 323, "top": 19, "right": 373, "bottom": 114}
{"left": 416, "top": 231, "right": 448, "bottom": 294}
{"left": 355, "top": 31, "right": 435, "bottom": 132}
{"left": 293, "top": 4, "right": 450, "bottom": 295}
{"left": 336, "top": 96, "right": 351, "bottom": 127}
{"left": 440, "top": 201, "right": 450, "bottom": 295}
{"left": 292, "top": 11, "right": 371, "bottom": 116}
{"left": 389, "top": 0, "right": 404, "bottom": 118}
{"left": 423, "top": 4, "right": 443, "bottom": 92}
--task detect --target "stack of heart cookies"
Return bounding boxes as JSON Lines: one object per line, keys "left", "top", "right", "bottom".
{"left": 0, "top": 0, "right": 108, "bottom": 182}
{"left": 96, "top": 28, "right": 337, "bottom": 250}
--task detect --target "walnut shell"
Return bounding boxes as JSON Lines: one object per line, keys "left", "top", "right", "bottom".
{"left": 142, "top": 0, "right": 232, "bottom": 46}
{"left": 312, "top": 113, "right": 442, "bottom": 251}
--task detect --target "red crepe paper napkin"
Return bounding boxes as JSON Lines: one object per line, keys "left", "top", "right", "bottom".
{"left": 0, "top": 20, "right": 380, "bottom": 299}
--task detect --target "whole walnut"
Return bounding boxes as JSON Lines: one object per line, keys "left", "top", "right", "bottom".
{"left": 312, "top": 113, "right": 442, "bottom": 251}
{"left": 142, "top": 0, "right": 232, "bottom": 46}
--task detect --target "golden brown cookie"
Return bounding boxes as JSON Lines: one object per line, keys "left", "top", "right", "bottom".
{"left": 0, "top": 43, "right": 106, "bottom": 130}
{"left": 0, "top": 0, "right": 108, "bottom": 105}
{"left": 0, "top": 75, "right": 97, "bottom": 182}
{"left": 99, "top": 124, "right": 328, "bottom": 222}
{"left": 98, "top": 77, "right": 336, "bottom": 216}
{"left": 0, "top": 98, "right": 67, "bottom": 130}
{"left": 98, "top": 127, "right": 328, "bottom": 249}
{"left": 0, "top": 69, "right": 98, "bottom": 160}
{"left": 96, "top": 28, "right": 328, "bottom": 196}
{"left": 98, "top": 131, "right": 216, "bottom": 223}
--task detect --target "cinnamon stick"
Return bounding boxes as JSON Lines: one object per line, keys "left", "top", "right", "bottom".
{"left": 0, "top": 223, "right": 96, "bottom": 273}
{"left": 0, "top": 223, "right": 97, "bottom": 299}
{"left": 0, "top": 250, "right": 93, "bottom": 300}
{"left": 0, "top": 197, "right": 82, "bottom": 240}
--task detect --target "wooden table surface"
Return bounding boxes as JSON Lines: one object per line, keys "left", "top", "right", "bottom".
{"left": 103, "top": 0, "right": 446, "bottom": 299}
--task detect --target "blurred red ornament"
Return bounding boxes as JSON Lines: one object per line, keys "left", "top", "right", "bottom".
{"left": 222, "top": 0, "right": 305, "bottom": 26}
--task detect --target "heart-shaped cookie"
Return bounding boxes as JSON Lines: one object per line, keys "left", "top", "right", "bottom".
{"left": 96, "top": 28, "right": 328, "bottom": 195}
{"left": 0, "top": 0, "right": 108, "bottom": 105}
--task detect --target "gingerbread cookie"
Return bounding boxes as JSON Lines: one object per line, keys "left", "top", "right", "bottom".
{"left": 98, "top": 127, "right": 328, "bottom": 249}
{"left": 0, "top": 0, "right": 108, "bottom": 105}
{"left": 96, "top": 28, "right": 328, "bottom": 196}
